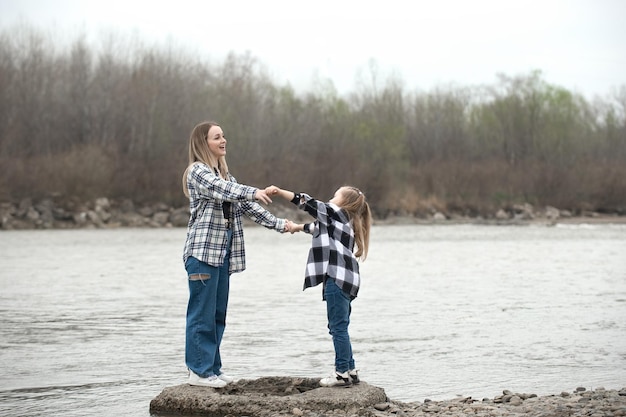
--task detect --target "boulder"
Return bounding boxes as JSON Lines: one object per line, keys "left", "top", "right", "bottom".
{"left": 149, "top": 376, "right": 387, "bottom": 416}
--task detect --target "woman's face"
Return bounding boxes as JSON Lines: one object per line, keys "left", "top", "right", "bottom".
{"left": 207, "top": 125, "right": 226, "bottom": 158}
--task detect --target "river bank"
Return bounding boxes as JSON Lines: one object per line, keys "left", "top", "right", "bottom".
{"left": 1, "top": 196, "right": 625, "bottom": 230}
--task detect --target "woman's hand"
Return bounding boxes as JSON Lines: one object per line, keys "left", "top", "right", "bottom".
{"left": 285, "top": 220, "right": 303, "bottom": 234}
{"left": 254, "top": 189, "right": 272, "bottom": 204}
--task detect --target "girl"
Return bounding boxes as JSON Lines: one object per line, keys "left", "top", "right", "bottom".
{"left": 266, "top": 185, "right": 372, "bottom": 387}
{"left": 182, "top": 121, "right": 291, "bottom": 388}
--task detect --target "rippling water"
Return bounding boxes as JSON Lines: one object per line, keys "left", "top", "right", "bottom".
{"left": 1, "top": 224, "right": 625, "bottom": 416}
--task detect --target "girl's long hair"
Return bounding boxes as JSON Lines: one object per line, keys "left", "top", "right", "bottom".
{"left": 182, "top": 121, "right": 229, "bottom": 197}
{"left": 339, "top": 186, "right": 372, "bottom": 261}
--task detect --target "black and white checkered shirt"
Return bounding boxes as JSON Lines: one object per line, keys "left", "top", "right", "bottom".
{"left": 293, "top": 193, "right": 360, "bottom": 299}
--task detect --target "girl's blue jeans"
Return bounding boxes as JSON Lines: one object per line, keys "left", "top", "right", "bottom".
{"left": 324, "top": 277, "right": 355, "bottom": 373}
{"left": 184, "top": 232, "right": 232, "bottom": 378}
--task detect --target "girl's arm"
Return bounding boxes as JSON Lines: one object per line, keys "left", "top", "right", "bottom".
{"left": 265, "top": 185, "right": 330, "bottom": 226}
{"left": 265, "top": 185, "right": 294, "bottom": 202}
{"left": 266, "top": 187, "right": 316, "bottom": 234}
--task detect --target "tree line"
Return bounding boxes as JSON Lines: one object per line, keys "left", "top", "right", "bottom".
{"left": 1, "top": 24, "right": 625, "bottom": 218}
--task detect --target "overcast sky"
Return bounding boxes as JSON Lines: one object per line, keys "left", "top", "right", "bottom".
{"left": 1, "top": 0, "right": 624, "bottom": 99}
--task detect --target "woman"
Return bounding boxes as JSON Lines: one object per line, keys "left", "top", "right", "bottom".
{"left": 182, "top": 121, "right": 291, "bottom": 388}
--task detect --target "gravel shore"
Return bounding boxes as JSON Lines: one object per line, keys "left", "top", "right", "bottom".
{"left": 378, "top": 387, "right": 626, "bottom": 417}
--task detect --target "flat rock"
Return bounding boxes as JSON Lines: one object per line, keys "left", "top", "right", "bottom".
{"left": 149, "top": 376, "right": 387, "bottom": 416}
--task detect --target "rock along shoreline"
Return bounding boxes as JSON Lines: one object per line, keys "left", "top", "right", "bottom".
{"left": 149, "top": 377, "right": 626, "bottom": 417}
{"left": 1, "top": 197, "right": 625, "bottom": 230}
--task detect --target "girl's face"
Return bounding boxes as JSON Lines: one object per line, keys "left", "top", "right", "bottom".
{"left": 329, "top": 187, "right": 345, "bottom": 206}
{"left": 207, "top": 125, "right": 226, "bottom": 158}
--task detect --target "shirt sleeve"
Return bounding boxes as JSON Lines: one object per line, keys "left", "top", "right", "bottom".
{"left": 188, "top": 163, "right": 257, "bottom": 202}
{"left": 240, "top": 201, "right": 286, "bottom": 232}
{"left": 303, "top": 222, "right": 317, "bottom": 235}
{"left": 297, "top": 193, "right": 335, "bottom": 226}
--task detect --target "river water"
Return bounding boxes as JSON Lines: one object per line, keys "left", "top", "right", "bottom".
{"left": 0, "top": 224, "right": 625, "bottom": 416}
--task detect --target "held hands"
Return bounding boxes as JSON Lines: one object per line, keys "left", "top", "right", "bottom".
{"left": 255, "top": 185, "right": 281, "bottom": 204}
{"left": 265, "top": 185, "right": 280, "bottom": 196}
{"left": 285, "top": 219, "right": 304, "bottom": 234}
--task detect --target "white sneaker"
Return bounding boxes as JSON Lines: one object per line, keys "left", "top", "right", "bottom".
{"left": 349, "top": 369, "right": 360, "bottom": 384}
{"left": 188, "top": 370, "right": 227, "bottom": 388}
{"left": 320, "top": 370, "right": 352, "bottom": 387}
{"left": 217, "top": 373, "right": 234, "bottom": 384}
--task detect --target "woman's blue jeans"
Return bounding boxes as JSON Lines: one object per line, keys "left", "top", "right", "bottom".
{"left": 324, "top": 277, "right": 355, "bottom": 373}
{"left": 184, "top": 232, "right": 232, "bottom": 378}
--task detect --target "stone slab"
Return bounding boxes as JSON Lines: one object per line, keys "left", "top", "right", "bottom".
{"left": 149, "top": 376, "right": 387, "bottom": 416}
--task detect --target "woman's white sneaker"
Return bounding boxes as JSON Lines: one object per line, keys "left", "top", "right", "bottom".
{"left": 188, "top": 370, "right": 227, "bottom": 388}
{"left": 217, "top": 373, "right": 234, "bottom": 384}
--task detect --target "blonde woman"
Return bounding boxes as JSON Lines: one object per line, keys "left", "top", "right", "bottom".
{"left": 182, "top": 121, "right": 292, "bottom": 388}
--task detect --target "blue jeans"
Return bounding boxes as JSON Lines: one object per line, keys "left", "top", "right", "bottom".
{"left": 324, "top": 277, "right": 355, "bottom": 373}
{"left": 184, "top": 232, "right": 232, "bottom": 378}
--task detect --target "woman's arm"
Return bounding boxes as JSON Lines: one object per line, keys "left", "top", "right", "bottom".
{"left": 189, "top": 163, "right": 258, "bottom": 203}
{"left": 239, "top": 200, "right": 287, "bottom": 232}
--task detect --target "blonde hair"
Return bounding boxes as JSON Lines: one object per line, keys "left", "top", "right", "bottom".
{"left": 182, "top": 121, "right": 229, "bottom": 197}
{"left": 338, "top": 186, "right": 372, "bottom": 261}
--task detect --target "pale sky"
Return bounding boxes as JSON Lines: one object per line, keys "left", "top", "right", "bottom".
{"left": 1, "top": 0, "right": 625, "bottom": 99}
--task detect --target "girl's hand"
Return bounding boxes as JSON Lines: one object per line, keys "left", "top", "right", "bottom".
{"left": 265, "top": 185, "right": 280, "bottom": 195}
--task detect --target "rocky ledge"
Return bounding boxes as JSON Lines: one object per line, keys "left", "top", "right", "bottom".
{"left": 150, "top": 377, "right": 626, "bottom": 417}
{"left": 2, "top": 196, "right": 625, "bottom": 230}
{"left": 149, "top": 377, "right": 385, "bottom": 416}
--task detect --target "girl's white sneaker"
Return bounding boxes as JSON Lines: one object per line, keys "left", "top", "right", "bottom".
{"left": 320, "top": 370, "right": 352, "bottom": 387}
{"left": 349, "top": 369, "right": 360, "bottom": 384}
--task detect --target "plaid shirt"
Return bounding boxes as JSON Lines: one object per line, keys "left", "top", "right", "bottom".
{"left": 183, "top": 162, "right": 286, "bottom": 274}
{"left": 294, "top": 193, "right": 361, "bottom": 299}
